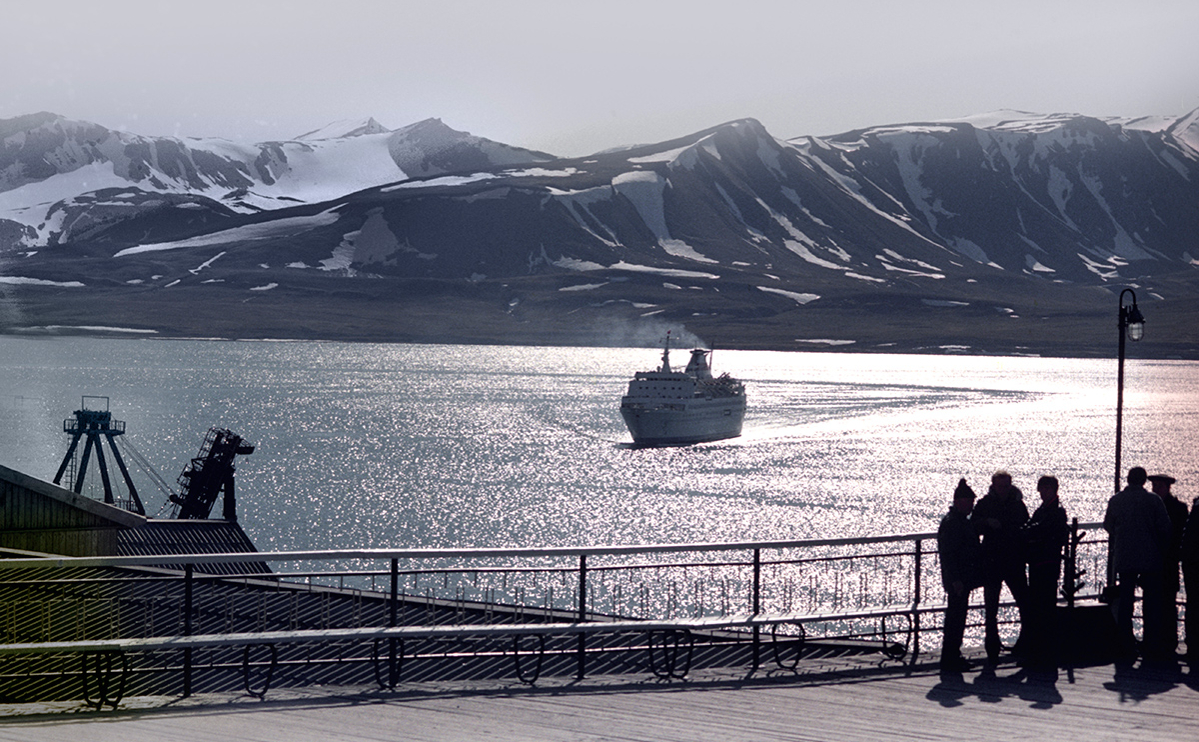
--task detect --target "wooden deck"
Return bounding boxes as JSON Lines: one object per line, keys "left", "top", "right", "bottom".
{"left": 3, "top": 652, "right": 1197, "bottom": 741}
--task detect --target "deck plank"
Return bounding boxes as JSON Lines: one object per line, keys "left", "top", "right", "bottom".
{"left": 2, "top": 657, "right": 1197, "bottom": 741}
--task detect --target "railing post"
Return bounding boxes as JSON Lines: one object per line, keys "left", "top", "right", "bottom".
{"left": 912, "top": 539, "right": 922, "bottom": 657}
{"left": 577, "top": 554, "right": 587, "bottom": 680}
{"left": 183, "top": 563, "right": 193, "bottom": 697}
{"left": 1065, "top": 518, "right": 1084, "bottom": 608}
{"left": 389, "top": 558, "right": 399, "bottom": 626}
{"left": 389, "top": 558, "right": 399, "bottom": 687}
{"left": 752, "top": 548, "right": 761, "bottom": 670}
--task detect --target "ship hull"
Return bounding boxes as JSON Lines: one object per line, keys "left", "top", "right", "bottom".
{"left": 620, "top": 397, "right": 746, "bottom": 446}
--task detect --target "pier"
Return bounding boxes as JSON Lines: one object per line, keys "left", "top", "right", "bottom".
{"left": 3, "top": 529, "right": 1193, "bottom": 736}
{"left": 2, "top": 464, "right": 1195, "bottom": 738}
{"left": 2, "top": 640, "right": 1196, "bottom": 741}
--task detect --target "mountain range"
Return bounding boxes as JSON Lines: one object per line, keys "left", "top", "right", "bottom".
{"left": 2, "top": 108, "right": 1198, "bottom": 357}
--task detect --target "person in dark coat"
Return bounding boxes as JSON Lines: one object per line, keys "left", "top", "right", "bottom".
{"left": 971, "top": 470, "right": 1030, "bottom": 662}
{"left": 1181, "top": 493, "right": 1199, "bottom": 663}
{"left": 1105, "top": 466, "right": 1172, "bottom": 661}
{"left": 1021, "top": 475, "right": 1069, "bottom": 667}
{"left": 939, "top": 478, "right": 981, "bottom": 672}
{"left": 1149, "top": 474, "right": 1187, "bottom": 654}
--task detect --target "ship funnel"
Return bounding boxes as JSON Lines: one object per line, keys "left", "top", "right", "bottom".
{"left": 685, "top": 349, "right": 713, "bottom": 380}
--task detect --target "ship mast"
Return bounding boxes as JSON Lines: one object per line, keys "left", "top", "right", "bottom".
{"left": 659, "top": 331, "right": 672, "bottom": 373}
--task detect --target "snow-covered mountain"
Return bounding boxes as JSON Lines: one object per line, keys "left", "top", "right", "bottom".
{"left": 2, "top": 109, "right": 1197, "bottom": 356}
{"left": 0, "top": 112, "right": 553, "bottom": 246}
{"left": 788, "top": 110, "right": 1199, "bottom": 283}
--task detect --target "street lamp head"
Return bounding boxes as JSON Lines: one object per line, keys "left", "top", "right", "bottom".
{"left": 1125, "top": 304, "right": 1145, "bottom": 342}
{"left": 1127, "top": 316, "right": 1145, "bottom": 341}
{"left": 1119, "top": 289, "right": 1145, "bottom": 342}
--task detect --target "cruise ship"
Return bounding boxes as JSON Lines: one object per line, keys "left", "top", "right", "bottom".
{"left": 619, "top": 336, "right": 746, "bottom": 446}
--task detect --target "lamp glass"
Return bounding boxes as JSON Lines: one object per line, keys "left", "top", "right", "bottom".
{"left": 1127, "top": 321, "right": 1144, "bottom": 342}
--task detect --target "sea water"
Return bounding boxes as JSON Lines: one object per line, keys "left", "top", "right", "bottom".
{"left": 0, "top": 337, "right": 1195, "bottom": 553}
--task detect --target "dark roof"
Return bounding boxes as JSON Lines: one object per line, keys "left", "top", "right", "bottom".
{"left": 117, "top": 520, "right": 271, "bottom": 576}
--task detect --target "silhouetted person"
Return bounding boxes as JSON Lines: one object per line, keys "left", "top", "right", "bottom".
{"left": 1149, "top": 474, "right": 1187, "bottom": 654}
{"left": 1181, "top": 491, "right": 1199, "bottom": 663}
{"left": 1021, "top": 475, "right": 1069, "bottom": 668}
{"left": 971, "top": 470, "right": 1029, "bottom": 662}
{"left": 1105, "top": 466, "right": 1171, "bottom": 661}
{"left": 939, "top": 479, "right": 981, "bottom": 672}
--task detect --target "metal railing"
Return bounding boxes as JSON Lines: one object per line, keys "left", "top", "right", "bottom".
{"left": 0, "top": 522, "right": 1112, "bottom": 706}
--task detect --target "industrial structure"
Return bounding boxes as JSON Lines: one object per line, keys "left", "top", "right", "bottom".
{"left": 52, "top": 397, "right": 144, "bottom": 515}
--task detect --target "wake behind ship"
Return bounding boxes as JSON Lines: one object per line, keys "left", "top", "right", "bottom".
{"left": 620, "top": 336, "right": 746, "bottom": 446}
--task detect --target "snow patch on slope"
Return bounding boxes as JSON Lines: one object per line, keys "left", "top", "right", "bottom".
{"left": 755, "top": 197, "right": 851, "bottom": 269}
{"left": 0, "top": 162, "right": 146, "bottom": 242}
{"left": 661, "top": 240, "right": 716, "bottom": 263}
{"left": 251, "top": 135, "right": 405, "bottom": 205}
{"left": 295, "top": 117, "right": 390, "bottom": 141}
{"left": 629, "top": 145, "right": 692, "bottom": 164}
{"left": 0, "top": 275, "right": 85, "bottom": 287}
{"left": 554, "top": 257, "right": 606, "bottom": 271}
{"left": 789, "top": 139, "right": 947, "bottom": 250}
{"left": 609, "top": 261, "right": 719, "bottom": 279}
{"left": 890, "top": 132, "right": 956, "bottom": 235}
{"left": 943, "top": 110, "right": 1085, "bottom": 134}
{"left": 1026, "top": 255, "right": 1055, "bottom": 272}
{"left": 322, "top": 208, "right": 426, "bottom": 271}
{"left": 548, "top": 185, "right": 622, "bottom": 248}
{"left": 1046, "top": 165, "right": 1079, "bottom": 230}
{"left": 612, "top": 171, "right": 670, "bottom": 239}
{"left": 1077, "top": 172, "right": 1157, "bottom": 260}
{"left": 757, "top": 286, "right": 819, "bottom": 304}
{"left": 114, "top": 209, "right": 341, "bottom": 256}
{"left": 612, "top": 171, "right": 709, "bottom": 261}
{"left": 383, "top": 172, "right": 495, "bottom": 191}
{"left": 1171, "top": 109, "right": 1199, "bottom": 155}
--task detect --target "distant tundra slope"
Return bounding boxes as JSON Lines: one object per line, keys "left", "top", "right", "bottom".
{"left": 2, "top": 109, "right": 1197, "bottom": 357}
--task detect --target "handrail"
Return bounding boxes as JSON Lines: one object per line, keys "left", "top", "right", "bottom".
{"left": 0, "top": 608, "right": 933, "bottom": 656}
{"left": 0, "top": 522, "right": 1107, "bottom": 570}
{"left": 0, "top": 521, "right": 1113, "bottom": 705}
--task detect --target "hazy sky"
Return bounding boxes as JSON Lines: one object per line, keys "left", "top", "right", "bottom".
{"left": 6, "top": 0, "right": 1198, "bottom": 157}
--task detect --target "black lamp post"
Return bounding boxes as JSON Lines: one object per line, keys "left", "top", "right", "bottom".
{"left": 1114, "top": 288, "right": 1145, "bottom": 494}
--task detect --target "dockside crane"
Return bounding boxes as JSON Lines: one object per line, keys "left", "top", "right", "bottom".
{"left": 169, "top": 427, "right": 255, "bottom": 520}
{"left": 53, "top": 397, "right": 255, "bottom": 521}
{"left": 53, "top": 396, "right": 145, "bottom": 515}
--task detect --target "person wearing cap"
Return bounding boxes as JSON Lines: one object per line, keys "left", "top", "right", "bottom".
{"left": 939, "top": 478, "right": 981, "bottom": 672}
{"left": 971, "top": 470, "right": 1030, "bottom": 663}
{"left": 1149, "top": 473, "right": 1188, "bottom": 654}
{"left": 1020, "top": 475, "right": 1069, "bottom": 668}
{"left": 1105, "top": 467, "right": 1172, "bottom": 661}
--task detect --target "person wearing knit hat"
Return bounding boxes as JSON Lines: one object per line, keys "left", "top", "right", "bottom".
{"left": 939, "top": 478, "right": 981, "bottom": 672}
